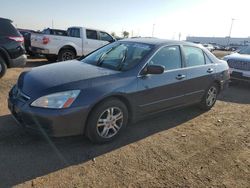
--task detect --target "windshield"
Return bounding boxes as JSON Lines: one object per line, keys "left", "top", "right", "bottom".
{"left": 82, "top": 42, "right": 153, "bottom": 71}
{"left": 238, "top": 46, "right": 250, "bottom": 55}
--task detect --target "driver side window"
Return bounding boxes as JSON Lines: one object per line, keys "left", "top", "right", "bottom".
{"left": 149, "top": 46, "right": 182, "bottom": 70}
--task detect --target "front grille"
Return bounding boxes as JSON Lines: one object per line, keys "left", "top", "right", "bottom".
{"left": 11, "top": 85, "right": 30, "bottom": 103}
{"left": 227, "top": 59, "right": 250, "bottom": 71}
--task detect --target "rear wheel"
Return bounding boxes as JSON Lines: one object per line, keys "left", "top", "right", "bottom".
{"left": 86, "top": 98, "right": 128, "bottom": 144}
{"left": 58, "top": 49, "right": 76, "bottom": 61}
{"left": 199, "top": 83, "right": 219, "bottom": 110}
{"left": 0, "top": 56, "right": 7, "bottom": 78}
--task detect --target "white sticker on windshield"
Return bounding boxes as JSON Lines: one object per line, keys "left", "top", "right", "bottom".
{"left": 133, "top": 44, "right": 151, "bottom": 50}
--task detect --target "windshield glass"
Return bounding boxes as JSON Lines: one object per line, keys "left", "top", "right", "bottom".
{"left": 82, "top": 42, "right": 153, "bottom": 71}
{"left": 238, "top": 46, "right": 250, "bottom": 54}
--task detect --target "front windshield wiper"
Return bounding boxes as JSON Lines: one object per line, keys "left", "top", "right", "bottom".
{"left": 97, "top": 46, "right": 117, "bottom": 66}
{"left": 117, "top": 48, "right": 128, "bottom": 71}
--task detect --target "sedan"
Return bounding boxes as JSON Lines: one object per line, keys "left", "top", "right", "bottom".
{"left": 8, "top": 38, "right": 230, "bottom": 143}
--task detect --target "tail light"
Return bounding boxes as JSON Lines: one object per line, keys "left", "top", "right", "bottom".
{"left": 42, "top": 37, "right": 50, "bottom": 44}
{"left": 8, "top": 36, "right": 24, "bottom": 43}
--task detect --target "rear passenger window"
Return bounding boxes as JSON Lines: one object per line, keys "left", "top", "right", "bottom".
{"left": 149, "top": 46, "right": 182, "bottom": 70}
{"left": 86, "top": 29, "right": 98, "bottom": 40}
{"left": 69, "top": 28, "right": 80, "bottom": 38}
{"left": 183, "top": 46, "right": 205, "bottom": 67}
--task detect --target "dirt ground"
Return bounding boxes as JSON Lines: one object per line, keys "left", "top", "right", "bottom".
{"left": 0, "top": 56, "right": 249, "bottom": 188}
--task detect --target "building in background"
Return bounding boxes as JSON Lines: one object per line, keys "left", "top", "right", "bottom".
{"left": 186, "top": 36, "right": 250, "bottom": 46}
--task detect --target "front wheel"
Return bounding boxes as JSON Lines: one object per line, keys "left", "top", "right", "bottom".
{"left": 86, "top": 99, "right": 128, "bottom": 144}
{"left": 199, "top": 84, "right": 219, "bottom": 110}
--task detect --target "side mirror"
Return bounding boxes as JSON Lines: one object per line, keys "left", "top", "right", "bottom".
{"left": 142, "top": 64, "right": 165, "bottom": 75}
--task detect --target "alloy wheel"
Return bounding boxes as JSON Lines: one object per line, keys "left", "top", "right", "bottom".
{"left": 96, "top": 107, "right": 124, "bottom": 138}
{"left": 206, "top": 86, "right": 217, "bottom": 107}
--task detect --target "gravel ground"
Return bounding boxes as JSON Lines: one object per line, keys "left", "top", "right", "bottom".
{"left": 0, "top": 57, "right": 249, "bottom": 188}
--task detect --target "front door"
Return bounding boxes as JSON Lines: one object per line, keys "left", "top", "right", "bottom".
{"left": 135, "top": 45, "right": 189, "bottom": 114}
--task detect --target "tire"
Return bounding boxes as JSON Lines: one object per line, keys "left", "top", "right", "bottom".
{"left": 199, "top": 83, "right": 219, "bottom": 110}
{"left": 58, "top": 49, "right": 76, "bottom": 62}
{"left": 45, "top": 55, "right": 58, "bottom": 62}
{"left": 0, "top": 56, "right": 7, "bottom": 78}
{"left": 86, "top": 98, "right": 128, "bottom": 144}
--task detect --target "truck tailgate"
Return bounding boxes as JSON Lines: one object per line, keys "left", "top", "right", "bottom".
{"left": 30, "top": 33, "right": 44, "bottom": 48}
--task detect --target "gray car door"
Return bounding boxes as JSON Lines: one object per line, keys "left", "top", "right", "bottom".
{"left": 182, "top": 45, "right": 216, "bottom": 102}
{"left": 135, "top": 45, "right": 189, "bottom": 114}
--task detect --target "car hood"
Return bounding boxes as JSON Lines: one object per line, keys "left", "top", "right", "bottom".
{"left": 18, "top": 60, "right": 119, "bottom": 97}
{"left": 223, "top": 52, "right": 250, "bottom": 62}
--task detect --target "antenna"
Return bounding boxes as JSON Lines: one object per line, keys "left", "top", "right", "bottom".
{"left": 152, "top": 24, "right": 155, "bottom": 37}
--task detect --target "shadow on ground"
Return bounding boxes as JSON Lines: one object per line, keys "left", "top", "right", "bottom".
{"left": 218, "top": 82, "right": 250, "bottom": 104}
{"left": 0, "top": 106, "right": 203, "bottom": 187}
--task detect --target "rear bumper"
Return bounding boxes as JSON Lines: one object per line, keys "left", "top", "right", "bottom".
{"left": 9, "top": 54, "right": 27, "bottom": 68}
{"left": 31, "top": 46, "right": 50, "bottom": 55}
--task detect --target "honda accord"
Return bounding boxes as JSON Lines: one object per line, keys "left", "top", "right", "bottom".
{"left": 8, "top": 38, "right": 230, "bottom": 143}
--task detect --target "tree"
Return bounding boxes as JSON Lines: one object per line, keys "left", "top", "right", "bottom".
{"left": 111, "top": 32, "right": 116, "bottom": 37}
{"left": 122, "top": 31, "right": 129, "bottom": 38}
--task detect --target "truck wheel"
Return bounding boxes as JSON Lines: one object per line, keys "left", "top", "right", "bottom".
{"left": 0, "top": 56, "right": 7, "bottom": 78}
{"left": 58, "top": 49, "right": 76, "bottom": 61}
{"left": 86, "top": 98, "right": 128, "bottom": 144}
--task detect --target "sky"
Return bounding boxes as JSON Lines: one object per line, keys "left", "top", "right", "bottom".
{"left": 1, "top": 0, "right": 250, "bottom": 40}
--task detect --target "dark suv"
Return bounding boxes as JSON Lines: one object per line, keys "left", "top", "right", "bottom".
{"left": 0, "top": 18, "right": 27, "bottom": 78}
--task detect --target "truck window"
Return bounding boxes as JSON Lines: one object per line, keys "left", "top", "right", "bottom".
{"left": 68, "top": 28, "right": 80, "bottom": 38}
{"left": 99, "top": 32, "right": 114, "bottom": 42}
{"left": 42, "top": 28, "right": 51, "bottom": 34}
{"left": 86, "top": 29, "right": 98, "bottom": 40}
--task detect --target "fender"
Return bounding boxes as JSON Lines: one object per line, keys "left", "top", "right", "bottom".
{"left": 56, "top": 43, "right": 79, "bottom": 56}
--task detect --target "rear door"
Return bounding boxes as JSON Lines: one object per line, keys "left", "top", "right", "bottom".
{"left": 182, "top": 45, "right": 216, "bottom": 102}
{"left": 136, "top": 45, "right": 189, "bottom": 114}
{"left": 83, "top": 29, "right": 102, "bottom": 55}
{"left": 66, "top": 28, "right": 82, "bottom": 55}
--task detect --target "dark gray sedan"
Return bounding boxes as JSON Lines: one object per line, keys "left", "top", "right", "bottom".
{"left": 8, "top": 38, "right": 230, "bottom": 143}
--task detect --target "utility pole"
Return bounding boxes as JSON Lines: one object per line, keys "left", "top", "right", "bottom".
{"left": 152, "top": 24, "right": 155, "bottom": 37}
{"left": 227, "top": 18, "right": 235, "bottom": 46}
{"left": 52, "top": 19, "right": 54, "bottom": 29}
{"left": 178, "top": 32, "right": 181, "bottom": 41}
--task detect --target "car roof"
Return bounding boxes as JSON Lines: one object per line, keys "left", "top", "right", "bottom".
{"left": 121, "top": 37, "right": 199, "bottom": 47}
{"left": 0, "top": 17, "right": 12, "bottom": 22}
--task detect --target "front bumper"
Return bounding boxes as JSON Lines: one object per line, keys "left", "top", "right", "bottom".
{"left": 229, "top": 68, "right": 250, "bottom": 82}
{"left": 9, "top": 54, "right": 27, "bottom": 68}
{"left": 8, "top": 92, "right": 89, "bottom": 137}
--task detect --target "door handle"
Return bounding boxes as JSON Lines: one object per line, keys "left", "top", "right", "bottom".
{"left": 207, "top": 68, "right": 214, "bottom": 73}
{"left": 176, "top": 74, "right": 186, "bottom": 80}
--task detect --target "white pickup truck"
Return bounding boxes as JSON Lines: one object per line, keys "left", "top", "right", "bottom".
{"left": 30, "top": 27, "right": 116, "bottom": 61}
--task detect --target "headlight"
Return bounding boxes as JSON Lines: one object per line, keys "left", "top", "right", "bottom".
{"left": 31, "top": 90, "right": 80, "bottom": 109}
